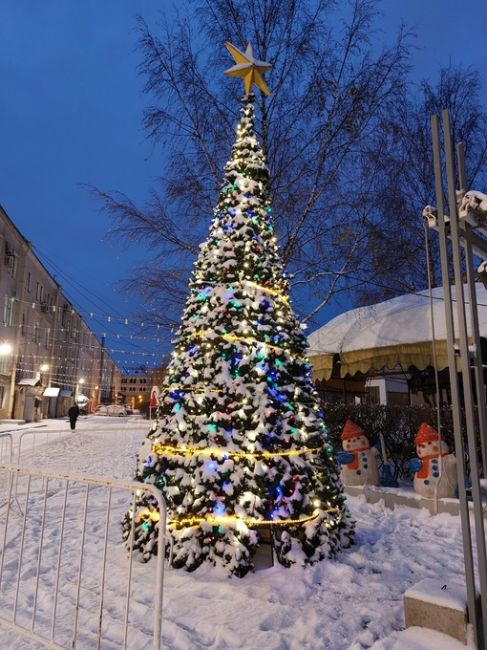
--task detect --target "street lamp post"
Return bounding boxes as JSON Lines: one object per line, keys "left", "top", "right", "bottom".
{"left": 37, "top": 363, "right": 50, "bottom": 420}
{"left": 39, "top": 363, "right": 49, "bottom": 383}
{"left": 76, "top": 377, "right": 85, "bottom": 400}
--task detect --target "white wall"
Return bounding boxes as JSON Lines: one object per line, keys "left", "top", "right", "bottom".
{"left": 365, "top": 376, "right": 409, "bottom": 405}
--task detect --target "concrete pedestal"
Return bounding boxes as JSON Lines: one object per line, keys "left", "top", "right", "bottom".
{"left": 404, "top": 578, "right": 469, "bottom": 645}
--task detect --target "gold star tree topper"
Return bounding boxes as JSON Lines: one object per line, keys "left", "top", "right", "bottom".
{"left": 224, "top": 42, "right": 272, "bottom": 96}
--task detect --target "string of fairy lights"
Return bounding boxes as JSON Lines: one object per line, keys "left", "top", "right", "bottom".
{"left": 0, "top": 251, "right": 167, "bottom": 373}
{"left": 5, "top": 293, "right": 175, "bottom": 329}
{"left": 137, "top": 506, "right": 343, "bottom": 529}
{"left": 0, "top": 327, "right": 162, "bottom": 357}
{"left": 18, "top": 244, "right": 171, "bottom": 366}
{"left": 127, "top": 99, "right": 349, "bottom": 548}
{"left": 7, "top": 237, "right": 482, "bottom": 361}
{"left": 150, "top": 442, "right": 323, "bottom": 460}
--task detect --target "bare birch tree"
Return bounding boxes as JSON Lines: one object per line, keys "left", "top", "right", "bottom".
{"left": 96, "top": 0, "right": 410, "bottom": 333}
{"left": 352, "top": 65, "right": 487, "bottom": 306}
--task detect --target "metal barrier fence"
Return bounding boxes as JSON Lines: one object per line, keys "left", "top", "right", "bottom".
{"left": 0, "top": 425, "right": 66, "bottom": 468}
{"left": 17, "top": 427, "right": 72, "bottom": 466}
{"left": 0, "top": 437, "right": 14, "bottom": 514}
{"left": 0, "top": 464, "right": 167, "bottom": 649}
{"left": 0, "top": 434, "right": 13, "bottom": 465}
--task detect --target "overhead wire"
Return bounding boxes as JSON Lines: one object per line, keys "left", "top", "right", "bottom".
{"left": 28, "top": 244, "right": 167, "bottom": 362}
{"left": 28, "top": 232, "right": 487, "bottom": 367}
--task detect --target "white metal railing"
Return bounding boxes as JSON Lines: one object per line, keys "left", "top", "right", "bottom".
{"left": 0, "top": 434, "right": 13, "bottom": 465}
{"left": 15, "top": 417, "right": 137, "bottom": 469}
{"left": 0, "top": 436, "right": 14, "bottom": 513}
{"left": 17, "top": 427, "right": 72, "bottom": 465}
{"left": 0, "top": 464, "right": 167, "bottom": 649}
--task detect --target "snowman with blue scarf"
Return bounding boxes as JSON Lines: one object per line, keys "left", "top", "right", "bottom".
{"left": 336, "top": 420, "right": 379, "bottom": 487}
{"left": 409, "top": 422, "right": 457, "bottom": 499}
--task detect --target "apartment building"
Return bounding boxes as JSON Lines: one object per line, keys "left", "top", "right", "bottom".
{"left": 118, "top": 364, "right": 167, "bottom": 410}
{"left": 0, "top": 204, "right": 120, "bottom": 421}
{"left": 119, "top": 368, "right": 150, "bottom": 409}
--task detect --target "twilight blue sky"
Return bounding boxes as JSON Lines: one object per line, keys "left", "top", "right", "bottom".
{"left": 0, "top": 1, "right": 486, "bottom": 367}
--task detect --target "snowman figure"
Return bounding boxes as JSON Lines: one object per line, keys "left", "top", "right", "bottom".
{"left": 336, "top": 420, "right": 379, "bottom": 487}
{"left": 409, "top": 422, "right": 457, "bottom": 499}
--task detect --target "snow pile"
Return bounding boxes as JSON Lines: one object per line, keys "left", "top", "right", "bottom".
{"left": 307, "top": 284, "right": 487, "bottom": 355}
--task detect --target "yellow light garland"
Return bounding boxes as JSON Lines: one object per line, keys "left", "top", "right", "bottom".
{"left": 243, "top": 280, "right": 289, "bottom": 303}
{"left": 171, "top": 511, "right": 323, "bottom": 527}
{"left": 193, "top": 277, "right": 289, "bottom": 304}
{"left": 191, "top": 329, "right": 306, "bottom": 359}
{"left": 137, "top": 507, "right": 342, "bottom": 528}
{"left": 164, "top": 385, "right": 220, "bottom": 395}
{"left": 151, "top": 442, "right": 323, "bottom": 460}
{"left": 138, "top": 510, "right": 161, "bottom": 523}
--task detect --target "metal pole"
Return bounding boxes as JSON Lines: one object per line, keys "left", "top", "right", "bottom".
{"left": 51, "top": 480, "right": 69, "bottom": 642}
{"left": 96, "top": 487, "right": 112, "bottom": 649}
{"left": 456, "top": 143, "right": 487, "bottom": 478}
{"left": 443, "top": 110, "right": 487, "bottom": 645}
{"left": 99, "top": 334, "right": 106, "bottom": 406}
{"left": 431, "top": 114, "right": 478, "bottom": 643}
{"left": 153, "top": 493, "right": 167, "bottom": 650}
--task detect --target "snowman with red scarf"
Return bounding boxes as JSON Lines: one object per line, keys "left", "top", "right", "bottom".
{"left": 409, "top": 422, "right": 457, "bottom": 498}
{"left": 336, "top": 420, "right": 379, "bottom": 487}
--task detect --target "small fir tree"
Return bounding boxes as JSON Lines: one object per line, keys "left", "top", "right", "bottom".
{"left": 124, "top": 53, "right": 354, "bottom": 576}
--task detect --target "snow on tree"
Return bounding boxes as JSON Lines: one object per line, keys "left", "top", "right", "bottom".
{"left": 124, "top": 46, "right": 354, "bottom": 577}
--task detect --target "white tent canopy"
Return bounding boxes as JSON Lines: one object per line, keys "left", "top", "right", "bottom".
{"left": 307, "top": 284, "right": 487, "bottom": 380}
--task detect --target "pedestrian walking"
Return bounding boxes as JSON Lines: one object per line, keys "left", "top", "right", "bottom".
{"left": 68, "top": 403, "right": 80, "bottom": 431}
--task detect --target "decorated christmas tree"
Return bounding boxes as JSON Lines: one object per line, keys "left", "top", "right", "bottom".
{"left": 124, "top": 42, "right": 354, "bottom": 577}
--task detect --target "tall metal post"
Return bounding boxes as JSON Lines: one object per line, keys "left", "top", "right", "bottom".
{"left": 431, "top": 115, "right": 479, "bottom": 643}
{"left": 443, "top": 111, "right": 487, "bottom": 649}
{"left": 456, "top": 143, "right": 487, "bottom": 477}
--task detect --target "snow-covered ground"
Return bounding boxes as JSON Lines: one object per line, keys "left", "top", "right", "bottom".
{"left": 0, "top": 416, "right": 474, "bottom": 649}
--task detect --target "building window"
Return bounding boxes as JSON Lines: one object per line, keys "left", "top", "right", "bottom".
{"left": 365, "top": 386, "right": 381, "bottom": 405}
{"left": 3, "top": 297, "right": 12, "bottom": 326}
{"left": 0, "top": 356, "right": 8, "bottom": 376}
{"left": 21, "top": 313, "right": 26, "bottom": 336}
{"left": 387, "top": 391, "right": 410, "bottom": 406}
{"left": 45, "top": 327, "right": 50, "bottom": 348}
{"left": 26, "top": 272, "right": 31, "bottom": 292}
{"left": 33, "top": 320, "right": 40, "bottom": 344}
{"left": 4, "top": 244, "right": 16, "bottom": 278}
{"left": 0, "top": 385, "right": 5, "bottom": 405}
